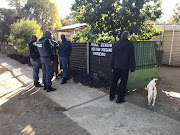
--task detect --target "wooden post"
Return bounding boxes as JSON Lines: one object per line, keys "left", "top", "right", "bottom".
{"left": 169, "top": 22, "right": 176, "bottom": 66}
{"left": 86, "top": 41, "right": 90, "bottom": 74}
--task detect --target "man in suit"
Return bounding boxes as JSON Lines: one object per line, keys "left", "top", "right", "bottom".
{"left": 110, "top": 31, "right": 136, "bottom": 103}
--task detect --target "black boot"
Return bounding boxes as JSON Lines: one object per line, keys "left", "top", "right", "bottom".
{"left": 109, "top": 96, "right": 115, "bottom": 101}
{"left": 47, "top": 85, "right": 56, "bottom": 92}
{"left": 56, "top": 73, "right": 60, "bottom": 80}
{"left": 34, "top": 81, "right": 42, "bottom": 87}
{"left": 61, "top": 77, "right": 67, "bottom": 84}
{"left": 44, "top": 84, "right": 47, "bottom": 90}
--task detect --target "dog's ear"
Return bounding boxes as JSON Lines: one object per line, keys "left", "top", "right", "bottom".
{"left": 154, "top": 78, "right": 158, "bottom": 83}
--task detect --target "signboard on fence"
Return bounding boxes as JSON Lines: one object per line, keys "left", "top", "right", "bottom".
{"left": 91, "top": 43, "right": 112, "bottom": 57}
{"left": 90, "top": 43, "right": 113, "bottom": 77}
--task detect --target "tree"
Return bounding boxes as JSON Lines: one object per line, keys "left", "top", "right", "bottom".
{"left": 6, "top": 0, "right": 62, "bottom": 31}
{"left": 167, "top": 3, "right": 180, "bottom": 24}
{"left": 0, "top": 8, "right": 18, "bottom": 43}
{"left": 6, "top": 0, "right": 27, "bottom": 18}
{"left": 72, "top": 24, "right": 161, "bottom": 43}
{"left": 130, "top": 24, "right": 162, "bottom": 41}
{"left": 72, "top": 27, "right": 115, "bottom": 43}
{"left": 23, "top": 0, "right": 61, "bottom": 31}
{"left": 72, "top": 0, "right": 162, "bottom": 41}
{"left": 72, "top": 28, "right": 97, "bottom": 42}
{"left": 61, "top": 12, "right": 79, "bottom": 26}
{"left": 10, "top": 18, "right": 43, "bottom": 56}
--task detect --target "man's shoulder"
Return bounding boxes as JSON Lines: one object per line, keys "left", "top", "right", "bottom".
{"left": 120, "top": 39, "right": 133, "bottom": 45}
{"left": 65, "top": 39, "right": 71, "bottom": 43}
{"left": 28, "top": 40, "right": 33, "bottom": 45}
{"left": 44, "top": 38, "right": 51, "bottom": 45}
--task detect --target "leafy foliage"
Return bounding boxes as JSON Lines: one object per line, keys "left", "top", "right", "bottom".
{"left": 0, "top": 8, "right": 18, "bottom": 43}
{"left": 10, "top": 18, "right": 43, "bottom": 56}
{"left": 7, "top": 0, "right": 62, "bottom": 31}
{"left": 98, "top": 32, "right": 114, "bottom": 43}
{"left": 130, "top": 24, "right": 162, "bottom": 41}
{"left": 167, "top": 3, "right": 180, "bottom": 24}
{"left": 72, "top": 0, "right": 163, "bottom": 41}
{"left": 72, "top": 28, "right": 97, "bottom": 42}
{"left": 6, "top": 0, "right": 26, "bottom": 17}
{"left": 23, "top": 0, "right": 61, "bottom": 31}
{"left": 61, "top": 12, "right": 79, "bottom": 26}
{"left": 72, "top": 24, "right": 162, "bottom": 43}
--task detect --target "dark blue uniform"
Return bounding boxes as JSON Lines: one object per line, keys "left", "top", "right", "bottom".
{"left": 37, "top": 36, "right": 53, "bottom": 87}
{"left": 59, "top": 38, "right": 72, "bottom": 78}
{"left": 50, "top": 41, "right": 59, "bottom": 79}
{"left": 28, "top": 40, "right": 40, "bottom": 83}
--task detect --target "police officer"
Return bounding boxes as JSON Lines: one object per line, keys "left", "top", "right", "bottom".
{"left": 37, "top": 31, "right": 56, "bottom": 92}
{"left": 28, "top": 35, "right": 42, "bottom": 87}
{"left": 59, "top": 34, "right": 72, "bottom": 84}
{"left": 50, "top": 36, "right": 59, "bottom": 80}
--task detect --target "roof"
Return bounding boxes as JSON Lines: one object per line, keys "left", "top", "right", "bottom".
{"left": 155, "top": 24, "right": 180, "bottom": 30}
{"left": 55, "top": 23, "right": 87, "bottom": 31}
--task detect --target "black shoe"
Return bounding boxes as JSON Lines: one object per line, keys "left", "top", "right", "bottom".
{"left": 109, "top": 96, "right": 115, "bottom": 101}
{"left": 61, "top": 78, "right": 67, "bottom": 84}
{"left": 47, "top": 86, "right": 56, "bottom": 92}
{"left": 116, "top": 99, "right": 126, "bottom": 104}
{"left": 34, "top": 81, "right": 42, "bottom": 87}
{"left": 44, "top": 84, "right": 47, "bottom": 90}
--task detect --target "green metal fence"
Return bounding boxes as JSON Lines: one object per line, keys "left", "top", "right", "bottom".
{"left": 127, "top": 41, "right": 158, "bottom": 90}
{"left": 133, "top": 41, "right": 157, "bottom": 70}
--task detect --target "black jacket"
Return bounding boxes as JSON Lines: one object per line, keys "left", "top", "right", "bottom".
{"left": 28, "top": 40, "right": 40, "bottom": 61}
{"left": 110, "top": 39, "right": 136, "bottom": 72}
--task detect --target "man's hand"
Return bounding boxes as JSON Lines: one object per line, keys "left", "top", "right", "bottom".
{"left": 130, "top": 72, "right": 134, "bottom": 76}
{"left": 51, "top": 61, "right": 53, "bottom": 65}
{"left": 112, "top": 69, "right": 114, "bottom": 72}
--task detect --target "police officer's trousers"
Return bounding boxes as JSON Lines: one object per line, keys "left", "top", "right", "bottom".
{"left": 60, "top": 56, "right": 69, "bottom": 78}
{"left": 50, "top": 55, "right": 58, "bottom": 80}
{"left": 30, "top": 58, "right": 40, "bottom": 82}
{"left": 40, "top": 57, "right": 52, "bottom": 86}
{"left": 110, "top": 69, "right": 129, "bottom": 101}
{"left": 53, "top": 55, "right": 58, "bottom": 74}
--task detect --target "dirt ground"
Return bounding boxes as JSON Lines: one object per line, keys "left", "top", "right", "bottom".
{"left": 126, "top": 66, "right": 180, "bottom": 121}
{"left": 0, "top": 62, "right": 90, "bottom": 135}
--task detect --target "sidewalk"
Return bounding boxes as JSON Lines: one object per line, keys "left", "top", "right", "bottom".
{"left": 0, "top": 53, "right": 180, "bottom": 135}
{"left": 0, "top": 53, "right": 90, "bottom": 135}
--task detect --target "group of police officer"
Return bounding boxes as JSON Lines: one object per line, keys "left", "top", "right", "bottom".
{"left": 28, "top": 31, "right": 72, "bottom": 92}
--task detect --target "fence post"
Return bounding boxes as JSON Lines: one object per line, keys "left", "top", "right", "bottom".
{"left": 86, "top": 41, "right": 90, "bottom": 74}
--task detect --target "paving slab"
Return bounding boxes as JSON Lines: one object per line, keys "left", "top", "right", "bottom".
{"left": 42, "top": 81, "right": 106, "bottom": 109}
{"left": 65, "top": 96, "right": 180, "bottom": 135}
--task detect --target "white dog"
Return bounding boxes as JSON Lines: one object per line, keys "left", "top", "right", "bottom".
{"left": 147, "top": 78, "right": 158, "bottom": 107}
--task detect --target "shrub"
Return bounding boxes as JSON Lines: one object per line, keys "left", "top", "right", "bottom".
{"left": 10, "top": 18, "right": 43, "bottom": 56}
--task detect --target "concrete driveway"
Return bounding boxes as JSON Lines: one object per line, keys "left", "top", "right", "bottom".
{"left": 0, "top": 53, "right": 179, "bottom": 135}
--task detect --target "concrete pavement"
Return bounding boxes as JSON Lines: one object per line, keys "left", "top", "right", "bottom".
{"left": 0, "top": 53, "right": 179, "bottom": 135}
